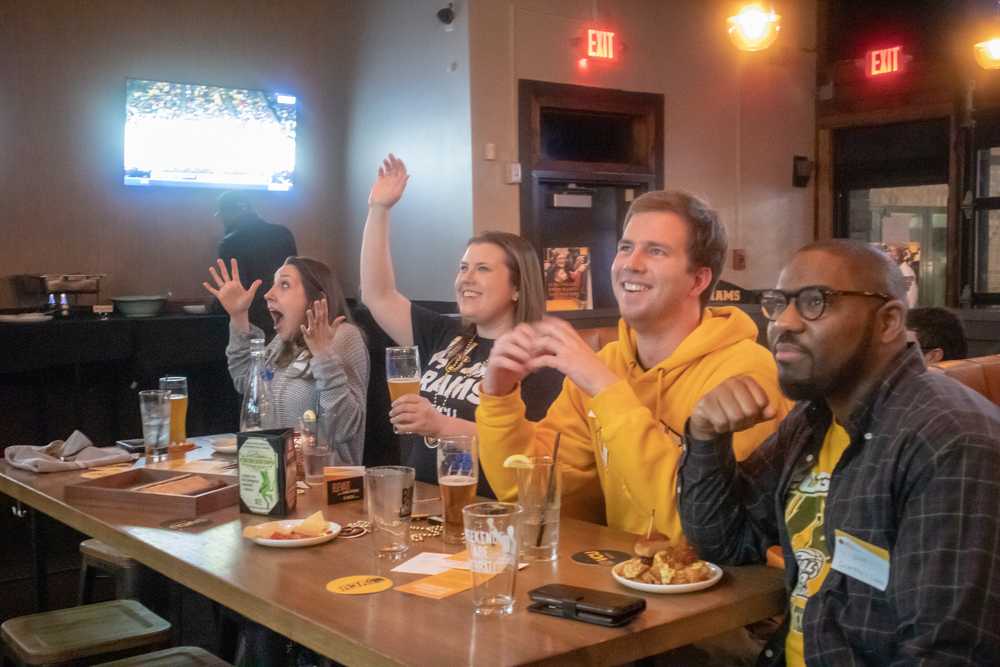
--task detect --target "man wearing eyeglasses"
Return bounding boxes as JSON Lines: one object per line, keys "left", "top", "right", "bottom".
{"left": 679, "top": 239, "right": 1000, "bottom": 666}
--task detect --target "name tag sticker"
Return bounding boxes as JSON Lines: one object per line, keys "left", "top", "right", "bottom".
{"left": 831, "top": 529, "right": 890, "bottom": 591}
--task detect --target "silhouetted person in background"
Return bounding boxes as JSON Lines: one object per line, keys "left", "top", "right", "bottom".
{"left": 215, "top": 191, "right": 297, "bottom": 338}
{"left": 906, "top": 306, "right": 968, "bottom": 364}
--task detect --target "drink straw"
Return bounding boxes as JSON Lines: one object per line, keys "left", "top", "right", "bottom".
{"left": 535, "top": 432, "right": 561, "bottom": 547}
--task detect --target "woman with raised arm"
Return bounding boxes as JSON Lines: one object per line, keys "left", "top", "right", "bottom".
{"left": 361, "top": 153, "right": 562, "bottom": 495}
{"left": 204, "top": 256, "right": 369, "bottom": 465}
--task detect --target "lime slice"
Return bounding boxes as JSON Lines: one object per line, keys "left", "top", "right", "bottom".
{"left": 503, "top": 454, "right": 532, "bottom": 469}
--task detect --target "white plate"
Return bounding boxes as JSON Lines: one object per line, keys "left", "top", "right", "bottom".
{"left": 183, "top": 304, "right": 207, "bottom": 314}
{"left": 210, "top": 435, "right": 238, "bottom": 454}
{"left": 248, "top": 520, "right": 341, "bottom": 548}
{"left": 612, "top": 561, "right": 724, "bottom": 594}
{"left": 0, "top": 313, "right": 52, "bottom": 323}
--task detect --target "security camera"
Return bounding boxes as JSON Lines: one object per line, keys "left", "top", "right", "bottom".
{"left": 437, "top": 3, "right": 455, "bottom": 25}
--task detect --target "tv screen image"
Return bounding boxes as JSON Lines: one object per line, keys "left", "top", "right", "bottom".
{"left": 124, "top": 78, "right": 297, "bottom": 190}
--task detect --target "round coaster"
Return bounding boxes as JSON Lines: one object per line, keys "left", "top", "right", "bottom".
{"left": 326, "top": 575, "right": 393, "bottom": 595}
{"left": 339, "top": 525, "right": 368, "bottom": 539}
{"left": 571, "top": 549, "right": 632, "bottom": 567}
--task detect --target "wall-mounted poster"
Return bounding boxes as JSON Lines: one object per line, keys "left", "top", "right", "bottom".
{"left": 544, "top": 246, "right": 593, "bottom": 311}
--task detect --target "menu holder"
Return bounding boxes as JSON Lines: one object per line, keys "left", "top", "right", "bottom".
{"left": 65, "top": 468, "right": 238, "bottom": 519}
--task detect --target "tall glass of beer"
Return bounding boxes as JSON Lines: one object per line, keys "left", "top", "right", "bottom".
{"left": 436, "top": 435, "right": 478, "bottom": 544}
{"left": 158, "top": 376, "right": 188, "bottom": 445}
{"left": 386, "top": 346, "right": 421, "bottom": 433}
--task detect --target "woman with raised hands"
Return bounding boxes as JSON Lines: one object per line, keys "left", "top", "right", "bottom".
{"left": 204, "top": 256, "right": 369, "bottom": 465}
{"left": 360, "top": 153, "right": 562, "bottom": 495}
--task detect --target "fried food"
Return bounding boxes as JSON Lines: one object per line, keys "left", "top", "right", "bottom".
{"left": 619, "top": 536, "right": 713, "bottom": 585}
{"left": 619, "top": 558, "right": 650, "bottom": 579}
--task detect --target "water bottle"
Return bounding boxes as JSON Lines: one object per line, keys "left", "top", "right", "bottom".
{"left": 240, "top": 337, "right": 273, "bottom": 431}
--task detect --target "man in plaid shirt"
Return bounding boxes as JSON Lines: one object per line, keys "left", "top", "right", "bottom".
{"left": 679, "top": 240, "right": 1000, "bottom": 666}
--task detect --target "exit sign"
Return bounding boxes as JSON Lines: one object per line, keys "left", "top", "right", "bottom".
{"left": 866, "top": 46, "right": 903, "bottom": 77}
{"left": 587, "top": 29, "right": 615, "bottom": 60}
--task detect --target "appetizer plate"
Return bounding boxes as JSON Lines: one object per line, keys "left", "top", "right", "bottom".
{"left": 611, "top": 561, "right": 723, "bottom": 594}
{"left": 248, "top": 520, "right": 342, "bottom": 548}
{"left": 210, "top": 435, "right": 238, "bottom": 454}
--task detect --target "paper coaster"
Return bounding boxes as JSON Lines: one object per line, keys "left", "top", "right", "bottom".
{"left": 571, "top": 549, "right": 632, "bottom": 567}
{"left": 326, "top": 575, "right": 393, "bottom": 595}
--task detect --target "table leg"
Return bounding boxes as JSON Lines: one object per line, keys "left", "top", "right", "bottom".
{"left": 28, "top": 508, "right": 48, "bottom": 612}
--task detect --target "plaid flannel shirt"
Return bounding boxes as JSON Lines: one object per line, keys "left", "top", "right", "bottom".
{"left": 679, "top": 345, "right": 1000, "bottom": 666}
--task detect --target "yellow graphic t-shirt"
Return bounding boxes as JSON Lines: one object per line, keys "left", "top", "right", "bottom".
{"left": 784, "top": 421, "right": 850, "bottom": 667}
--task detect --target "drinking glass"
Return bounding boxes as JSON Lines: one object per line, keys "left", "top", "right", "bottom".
{"left": 138, "top": 390, "right": 171, "bottom": 460}
{"left": 515, "top": 457, "right": 561, "bottom": 562}
{"left": 386, "top": 346, "right": 421, "bottom": 434}
{"left": 365, "top": 466, "right": 415, "bottom": 560}
{"left": 436, "top": 435, "right": 478, "bottom": 544}
{"left": 463, "top": 502, "right": 521, "bottom": 615}
{"left": 159, "top": 376, "right": 188, "bottom": 445}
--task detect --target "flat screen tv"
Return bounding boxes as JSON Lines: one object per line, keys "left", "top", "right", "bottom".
{"left": 124, "top": 78, "right": 297, "bottom": 190}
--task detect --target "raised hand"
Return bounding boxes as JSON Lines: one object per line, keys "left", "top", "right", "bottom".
{"left": 529, "top": 317, "right": 619, "bottom": 397}
{"left": 203, "top": 258, "right": 260, "bottom": 318}
{"left": 301, "top": 298, "right": 344, "bottom": 357}
{"left": 482, "top": 323, "right": 542, "bottom": 396}
{"left": 389, "top": 394, "right": 445, "bottom": 437}
{"left": 368, "top": 153, "right": 409, "bottom": 209}
{"left": 688, "top": 376, "right": 777, "bottom": 441}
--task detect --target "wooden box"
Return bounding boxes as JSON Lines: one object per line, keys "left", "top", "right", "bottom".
{"left": 65, "top": 469, "right": 238, "bottom": 518}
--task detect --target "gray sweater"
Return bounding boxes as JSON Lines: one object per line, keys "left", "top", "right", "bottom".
{"left": 226, "top": 323, "right": 369, "bottom": 465}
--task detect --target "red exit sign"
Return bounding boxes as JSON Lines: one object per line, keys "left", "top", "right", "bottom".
{"left": 587, "top": 29, "right": 615, "bottom": 60}
{"left": 866, "top": 46, "right": 903, "bottom": 77}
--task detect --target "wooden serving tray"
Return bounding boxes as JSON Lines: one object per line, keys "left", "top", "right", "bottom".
{"left": 65, "top": 468, "right": 238, "bottom": 518}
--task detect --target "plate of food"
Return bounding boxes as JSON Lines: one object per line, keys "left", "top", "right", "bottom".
{"left": 611, "top": 533, "right": 723, "bottom": 594}
{"left": 210, "top": 435, "right": 238, "bottom": 455}
{"left": 242, "top": 511, "right": 341, "bottom": 548}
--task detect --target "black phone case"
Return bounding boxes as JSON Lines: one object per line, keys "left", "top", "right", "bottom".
{"left": 527, "top": 584, "right": 645, "bottom": 626}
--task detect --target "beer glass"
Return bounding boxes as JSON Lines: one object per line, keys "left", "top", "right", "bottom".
{"left": 386, "top": 346, "right": 421, "bottom": 401}
{"left": 159, "top": 376, "right": 188, "bottom": 445}
{"left": 463, "top": 502, "right": 521, "bottom": 615}
{"left": 436, "top": 435, "right": 478, "bottom": 544}
{"left": 386, "top": 346, "right": 421, "bottom": 434}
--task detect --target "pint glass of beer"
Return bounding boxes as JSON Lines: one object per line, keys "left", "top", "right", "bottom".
{"left": 436, "top": 435, "right": 478, "bottom": 544}
{"left": 159, "top": 376, "right": 188, "bottom": 445}
{"left": 386, "top": 346, "right": 421, "bottom": 400}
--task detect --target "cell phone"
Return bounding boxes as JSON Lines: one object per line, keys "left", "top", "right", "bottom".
{"left": 527, "top": 584, "right": 645, "bottom": 627}
{"left": 115, "top": 438, "right": 146, "bottom": 453}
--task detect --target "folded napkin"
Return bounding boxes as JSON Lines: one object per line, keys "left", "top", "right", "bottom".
{"left": 5, "top": 430, "right": 133, "bottom": 473}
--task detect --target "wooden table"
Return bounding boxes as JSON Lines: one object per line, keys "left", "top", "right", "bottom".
{"left": 1, "top": 444, "right": 785, "bottom": 666}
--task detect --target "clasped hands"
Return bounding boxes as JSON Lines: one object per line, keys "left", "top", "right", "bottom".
{"left": 483, "top": 317, "right": 619, "bottom": 398}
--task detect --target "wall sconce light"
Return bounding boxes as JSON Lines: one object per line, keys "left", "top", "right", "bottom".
{"left": 728, "top": 4, "right": 781, "bottom": 52}
{"left": 974, "top": 1, "right": 1000, "bottom": 69}
{"left": 792, "top": 155, "right": 813, "bottom": 188}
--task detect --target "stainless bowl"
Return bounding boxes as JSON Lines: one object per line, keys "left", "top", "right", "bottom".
{"left": 112, "top": 295, "right": 166, "bottom": 318}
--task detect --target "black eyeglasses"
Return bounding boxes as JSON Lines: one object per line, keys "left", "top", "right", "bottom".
{"left": 759, "top": 286, "right": 892, "bottom": 322}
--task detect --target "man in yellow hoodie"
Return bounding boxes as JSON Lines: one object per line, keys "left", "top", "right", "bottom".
{"left": 477, "top": 190, "right": 789, "bottom": 542}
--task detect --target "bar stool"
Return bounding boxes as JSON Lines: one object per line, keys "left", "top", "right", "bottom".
{"left": 78, "top": 539, "right": 141, "bottom": 605}
{"left": 1, "top": 599, "right": 170, "bottom": 666}
{"left": 96, "top": 646, "right": 231, "bottom": 666}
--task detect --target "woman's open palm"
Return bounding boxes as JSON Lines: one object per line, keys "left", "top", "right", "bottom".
{"left": 203, "top": 258, "right": 260, "bottom": 317}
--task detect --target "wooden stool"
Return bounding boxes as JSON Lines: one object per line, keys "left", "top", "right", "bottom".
{"left": 1, "top": 599, "right": 170, "bottom": 666}
{"left": 78, "top": 539, "right": 141, "bottom": 605}
{"left": 96, "top": 646, "right": 231, "bottom": 666}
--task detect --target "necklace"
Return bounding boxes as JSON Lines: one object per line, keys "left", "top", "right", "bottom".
{"left": 424, "top": 334, "right": 479, "bottom": 449}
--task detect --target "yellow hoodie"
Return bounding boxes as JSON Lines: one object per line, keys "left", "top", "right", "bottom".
{"left": 477, "top": 306, "right": 790, "bottom": 543}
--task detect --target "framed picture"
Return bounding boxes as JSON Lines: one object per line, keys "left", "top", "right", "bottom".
{"left": 544, "top": 247, "right": 593, "bottom": 311}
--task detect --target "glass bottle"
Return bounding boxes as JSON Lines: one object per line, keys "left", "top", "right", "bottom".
{"left": 240, "top": 337, "right": 273, "bottom": 431}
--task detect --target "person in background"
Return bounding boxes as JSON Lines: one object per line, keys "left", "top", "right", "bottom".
{"left": 359, "top": 153, "right": 562, "bottom": 496}
{"left": 478, "top": 190, "right": 789, "bottom": 542}
{"left": 679, "top": 239, "right": 1000, "bottom": 666}
{"left": 203, "top": 256, "right": 368, "bottom": 466}
{"left": 906, "top": 305, "right": 968, "bottom": 363}
{"left": 215, "top": 191, "right": 297, "bottom": 338}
